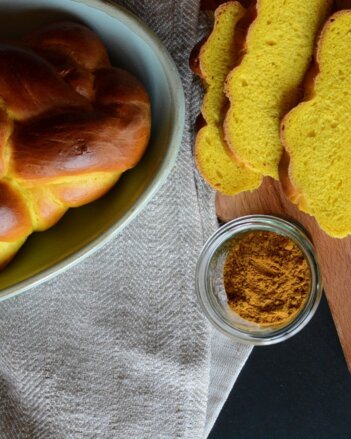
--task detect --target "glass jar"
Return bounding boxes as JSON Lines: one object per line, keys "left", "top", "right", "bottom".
{"left": 195, "top": 215, "right": 323, "bottom": 345}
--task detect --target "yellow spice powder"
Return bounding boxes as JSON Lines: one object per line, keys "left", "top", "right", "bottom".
{"left": 223, "top": 231, "right": 310, "bottom": 326}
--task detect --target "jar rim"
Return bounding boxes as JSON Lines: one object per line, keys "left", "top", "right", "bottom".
{"left": 195, "top": 215, "right": 323, "bottom": 345}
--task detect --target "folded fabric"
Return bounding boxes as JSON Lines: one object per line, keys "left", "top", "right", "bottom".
{"left": 0, "top": 1, "right": 251, "bottom": 437}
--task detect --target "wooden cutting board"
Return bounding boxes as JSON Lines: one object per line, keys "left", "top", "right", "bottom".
{"left": 216, "top": 178, "right": 351, "bottom": 372}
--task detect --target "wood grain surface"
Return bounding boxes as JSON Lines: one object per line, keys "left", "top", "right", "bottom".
{"left": 216, "top": 178, "right": 351, "bottom": 372}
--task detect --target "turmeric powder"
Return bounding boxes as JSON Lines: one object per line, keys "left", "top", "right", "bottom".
{"left": 223, "top": 231, "right": 310, "bottom": 326}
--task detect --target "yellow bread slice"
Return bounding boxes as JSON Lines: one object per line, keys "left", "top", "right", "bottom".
{"left": 195, "top": 1, "right": 261, "bottom": 195}
{"left": 224, "top": 0, "right": 332, "bottom": 179}
{"left": 281, "top": 11, "right": 351, "bottom": 239}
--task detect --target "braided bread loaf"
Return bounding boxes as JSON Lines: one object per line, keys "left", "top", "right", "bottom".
{"left": 0, "top": 22, "right": 151, "bottom": 269}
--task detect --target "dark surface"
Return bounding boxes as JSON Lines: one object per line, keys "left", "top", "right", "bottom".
{"left": 209, "top": 295, "right": 351, "bottom": 439}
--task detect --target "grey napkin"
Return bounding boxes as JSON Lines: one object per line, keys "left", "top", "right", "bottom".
{"left": 0, "top": 1, "right": 251, "bottom": 437}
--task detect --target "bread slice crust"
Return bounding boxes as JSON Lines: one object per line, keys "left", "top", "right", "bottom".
{"left": 194, "top": 1, "right": 261, "bottom": 195}
{"left": 224, "top": 0, "right": 332, "bottom": 179}
{"left": 281, "top": 11, "right": 351, "bottom": 238}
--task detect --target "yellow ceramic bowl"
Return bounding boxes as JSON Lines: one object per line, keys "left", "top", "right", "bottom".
{"left": 0, "top": 0, "right": 185, "bottom": 300}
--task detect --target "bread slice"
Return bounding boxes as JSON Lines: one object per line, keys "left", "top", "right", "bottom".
{"left": 224, "top": 0, "right": 332, "bottom": 179}
{"left": 194, "top": 1, "right": 261, "bottom": 195}
{"left": 281, "top": 11, "right": 351, "bottom": 239}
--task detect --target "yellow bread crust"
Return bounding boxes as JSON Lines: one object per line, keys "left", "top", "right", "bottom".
{"left": 194, "top": 1, "right": 261, "bottom": 195}
{"left": 281, "top": 11, "right": 351, "bottom": 238}
{"left": 224, "top": 0, "right": 332, "bottom": 179}
{"left": 0, "top": 239, "right": 26, "bottom": 271}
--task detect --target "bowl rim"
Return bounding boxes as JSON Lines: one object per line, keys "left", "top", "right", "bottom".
{"left": 0, "top": 0, "right": 185, "bottom": 301}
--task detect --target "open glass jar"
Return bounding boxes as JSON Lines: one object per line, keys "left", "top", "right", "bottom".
{"left": 195, "top": 215, "right": 323, "bottom": 345}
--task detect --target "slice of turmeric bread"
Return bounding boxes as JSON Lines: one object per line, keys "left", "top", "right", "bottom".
{"left": 194, "top": 1, "right": 261, "bottom": 195}
{"left": 281, "top": 11, "right": 351, "bottom": 239}
{"left": 224, "top": 0, "right": 332, "bottom": 179}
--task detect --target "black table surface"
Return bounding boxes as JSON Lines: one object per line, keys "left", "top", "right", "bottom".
{"left": 209, "top": 295, "right": 351, "bottom": 439}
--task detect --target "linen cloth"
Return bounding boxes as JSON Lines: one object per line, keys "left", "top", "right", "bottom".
{"left": 0, "top": 1, "right": 252, "bottom": 437}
